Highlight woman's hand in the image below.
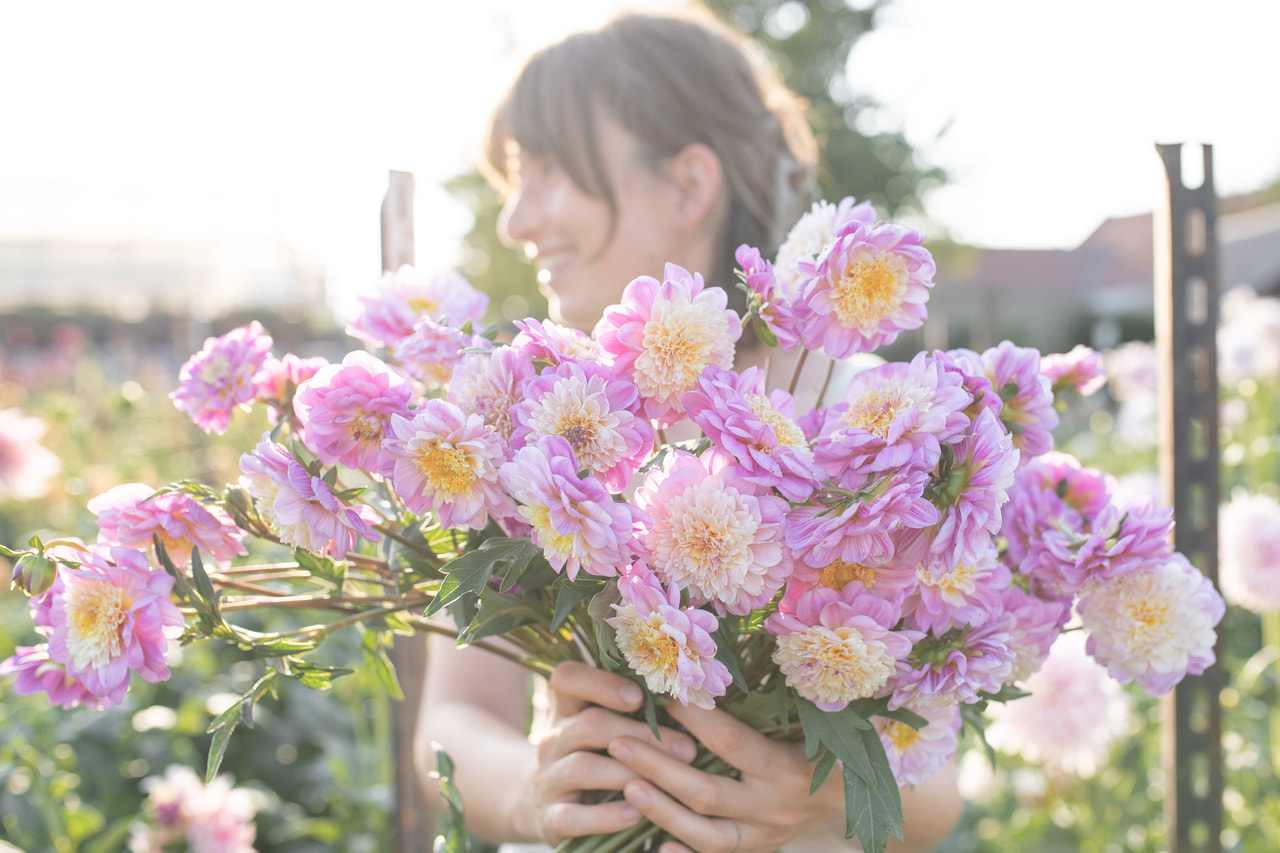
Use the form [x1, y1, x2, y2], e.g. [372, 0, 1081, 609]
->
[516, 661, 699, 845]
[605, 701, 845, 853]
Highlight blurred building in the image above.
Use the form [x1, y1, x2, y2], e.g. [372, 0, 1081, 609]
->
[0, 234, 329, 324]
[926, 193, 1280, 354]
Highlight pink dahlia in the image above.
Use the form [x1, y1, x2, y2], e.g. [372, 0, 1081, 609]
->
[785, 468, 938, 573]
[1041, 344, 1107, 397]
[89, 482, 246, 567]
[788, 556, 919, 608]
[1078, 552, 1223, 696]
[254, 353, 328, 426]
[773, 196, 876, 299]
[634, 449, 790, 615]
[511, 318, 604, 366]
[898, 408, 1019, 575]
[380, 401, 513, 530]
[999, 584, 1071, 684]
[903, 545, 1012, 635]
[1, 645, 104, 709]
[813, 352, 971, 480]
[137, 764, 258, 853]
[293, 350, 413, 473]
[889, 614, 1017, 710]
[875, 702, 962, 787]
[933, 348, 1002, 423]
[607, 560, 731, 709]
[682, 365, 823, 502]
[238, 435, 382, 558]
[978, 341, 1059, 460]
[798, 221, 934, 359]
[499, 436, 639, 580]
[347, 264, 488, 350]
[447, 346, 537, 442]
[171, 321, 274, 434]
[1024, 498, 1175, 596]
[767, 582, 918, 712]
[37, 545, 184, 703]
[1001, 452, 1113, 571]
[594, 263, 740, 427]
[392, 314, 491, 389]
[1219, 488, 1280, 612]
[0, 407, 62, 501]
[510, 360, 653, 494]
[735, 243, 803, 350]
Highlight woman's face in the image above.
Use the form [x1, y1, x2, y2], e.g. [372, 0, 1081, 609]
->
[498, 116, 697, 331]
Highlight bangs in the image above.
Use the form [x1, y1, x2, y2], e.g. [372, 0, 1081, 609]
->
[482, 36, 613, 206]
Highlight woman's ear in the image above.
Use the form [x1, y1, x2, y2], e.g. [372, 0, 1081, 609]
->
[668, 143, 725, 234]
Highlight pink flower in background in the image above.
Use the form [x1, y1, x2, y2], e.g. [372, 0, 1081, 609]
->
[607, 560, 730, 709]
[1219, 488, 1280, 612]
[238, 435, 382, 558]
[134, 764, 257, 853]
[346, 264, 488, 350]
[635, 449, 790, 615]
[890, 613, 1016, 710]
[683, 365, 822, 502]
[999, 584, 1070, 684]
[786, 468, 938, 572]
[510, 360, 653, 494]
[1103, 340, 1157, 403]
[254, 353, 328, 423]
[1041, 344, 1106, 396]
[735, 244, 803, 350]
[511, 318, 604, 365]
[499, 436, 639, 580]
[768, 582, 917, 712]
[1078, 552, 1223, 695]
[392, 314, 491, 389]
[0, 645, 105, 709]
[447, 346, 537, 442]
[89, 482, 247, 567]
[37, 546, 184, 703]
[1218, 286, 1280, 383]
[381, 401, 513, 530]
[986, 631, 1132, 777]
[876, 702, 962, 787]
[293, 350, 413, 473]
[799, 221, 934, 359]
[814, 352, 970, 479]
[978, 340, 1058, 459]
[594, 263, 740, 427]
[903, 546, 1011, 635]
[0, 407, 62, 501]
[171, 321, 274, 434]
[773, 195, 876, 299]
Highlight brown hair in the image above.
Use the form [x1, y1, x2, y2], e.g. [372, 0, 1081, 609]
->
[482, 6, 818, 297]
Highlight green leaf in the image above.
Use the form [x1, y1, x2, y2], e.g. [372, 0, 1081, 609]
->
[961, 702, 998, 768]
[551, 583, 588, 631]
[295, 548, 346, 588]
[362, 630, 404, 700]
[205, 670, 278, 782]
[841, 731, 904, 853]
[427, 537, 541, 617]
[809, 747, 838, 795]
[457, 589, 542, 646]
[753, 315, 779, 347]
[713, 624, 748, 693]
[431, 745, 470, 853]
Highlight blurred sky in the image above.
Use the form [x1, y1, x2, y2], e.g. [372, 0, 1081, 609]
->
[2, 0, 1277, 318]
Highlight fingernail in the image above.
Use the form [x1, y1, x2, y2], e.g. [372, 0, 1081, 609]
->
[619, 682, 643, 706]
[625, 782, 650, 808]
[673, 738, 696, 762]
[622, 804, 641, 821]
[609, 740, 633, 762]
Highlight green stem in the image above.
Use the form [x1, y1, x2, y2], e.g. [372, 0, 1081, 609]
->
[786, 346, 810, 396]
[813, 355, 837, 409]
[374, 523, 442, 567]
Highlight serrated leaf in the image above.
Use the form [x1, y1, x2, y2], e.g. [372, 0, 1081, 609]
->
[796, 698, 876, 787]
[295, 549, 346, 587]
[457, 590, 541, 646]
[841, 732, 904, 853]
[810, 747, 838, 795]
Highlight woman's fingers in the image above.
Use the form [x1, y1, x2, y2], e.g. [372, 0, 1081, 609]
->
[549, 660, 645, 716]
[622, 779, 744, 853]
[538, 705, 698, 763]
[662, 702, 785, 779]
[607, 736, 736, 818]
[540, 797, 643, 843]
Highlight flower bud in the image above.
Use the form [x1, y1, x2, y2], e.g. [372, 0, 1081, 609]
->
[11, 552, 57, 596]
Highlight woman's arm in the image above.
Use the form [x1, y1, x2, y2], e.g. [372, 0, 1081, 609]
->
[415, 643, 698, 845]
[607, 702, 963, 853]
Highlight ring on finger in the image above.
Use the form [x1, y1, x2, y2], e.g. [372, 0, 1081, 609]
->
[729, 821, 741, 853]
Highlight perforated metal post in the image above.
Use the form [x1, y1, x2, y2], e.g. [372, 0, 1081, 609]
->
[381, 169, 434, 853]
[1154, 143, 1224, 853]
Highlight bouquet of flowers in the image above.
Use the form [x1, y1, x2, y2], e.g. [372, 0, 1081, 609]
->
[1, 196, 1225, 853]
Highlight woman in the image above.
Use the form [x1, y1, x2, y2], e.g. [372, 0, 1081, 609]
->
[416, 9, 962, 853]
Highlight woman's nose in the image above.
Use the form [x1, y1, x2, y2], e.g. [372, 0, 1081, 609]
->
[498, 188, 541, 250]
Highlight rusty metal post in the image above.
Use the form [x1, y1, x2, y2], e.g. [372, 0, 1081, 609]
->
[380, 169, 434, 853]
[1154, 143, 1224, 853]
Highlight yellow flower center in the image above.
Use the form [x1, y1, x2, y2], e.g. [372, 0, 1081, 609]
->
[745, 394, 812, 456]
[528, 505, 577, 555]
[64, 577, 129, 671]
[885, 720, 921, 751]
[351, 415, 383, 442]
[832, 250, 908, 334]
[843, 386, 913, 438]
[416, 442, 476, 496]
[407, 296, 438, 316]
[635, 299, 732, 406]
[818, 559, 878, 590]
